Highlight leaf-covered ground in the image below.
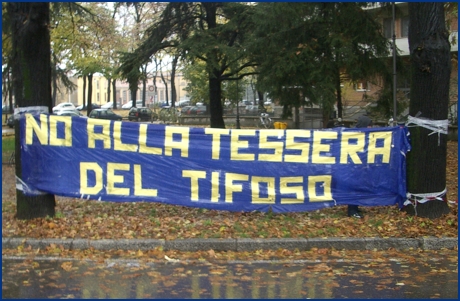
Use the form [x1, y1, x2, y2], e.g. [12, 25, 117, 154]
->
[2, 142, 458, 241]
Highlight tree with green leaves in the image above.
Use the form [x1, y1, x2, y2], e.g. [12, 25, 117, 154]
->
[182, 58, 249, 108]
[183, 60, 209, 105]
[54, 2, 110, 114]
[119, 2, 257, 128]
[3, 3, 83, 111]
[8, 2, 55, 219]
[249, 2, 390, 127]
[404, 2, 451, 218]
[113, 2, 165, 108]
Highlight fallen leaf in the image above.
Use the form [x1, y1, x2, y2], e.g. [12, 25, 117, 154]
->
[61, 262, 73, 271]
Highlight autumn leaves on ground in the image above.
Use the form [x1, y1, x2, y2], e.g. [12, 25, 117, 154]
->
[2, 142, 458, 242]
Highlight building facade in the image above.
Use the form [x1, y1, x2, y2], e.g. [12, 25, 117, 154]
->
[341, 2, 458, 122]
[56, 73, 189, 108]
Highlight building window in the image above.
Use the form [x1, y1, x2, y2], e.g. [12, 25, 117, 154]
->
[354, 82, 369, 92]
[401, 16, 409, 37]
[383, 18, 393, 39]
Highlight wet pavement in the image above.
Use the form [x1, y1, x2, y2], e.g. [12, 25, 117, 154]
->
[2, 250, 457, 299]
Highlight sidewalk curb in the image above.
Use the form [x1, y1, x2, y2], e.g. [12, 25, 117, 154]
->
[2, 237, 457, 252]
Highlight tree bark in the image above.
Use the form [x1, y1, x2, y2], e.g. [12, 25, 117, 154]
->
[209, 72, 225, 128]
[141, 64, 147, 107]
[87, 73, 93, 114]
[82, 76, 87, 109]
[112, 79, 117, 109]
[404, 2, 451, 218]
[142, 77, 147, 107]
[335, 65, 343, 119]
[204, 3, 225, 129]
[131, 89, 137, 107]
[107, 78, 111, 104]
[257, 91, 264, 107]
[160, 71, 169, 106]
[170, 56, 178, 106]
[51, 54, 58, 106]
[8, 2, 55, 219]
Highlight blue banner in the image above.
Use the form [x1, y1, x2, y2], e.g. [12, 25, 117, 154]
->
[20, 114, 411, 213]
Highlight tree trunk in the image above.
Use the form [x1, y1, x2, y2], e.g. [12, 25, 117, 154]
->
[335, 67, 343, 119]
[127, 69, 140, 108]
[404, 2, 451, 218]
[142, 78, 146, 107]
[160, 71, 169, 106]
[82, 76, 87, 109]
[209, 72, 225, 128]
[107, 78, 111, 103]
[141, 64, 148, 107]
[8, 2, 55, 219]
[257, 90, 264, 107]
[51, 54, 58, 106]
[170, 56, 178, 106]
[131, 89, 137, 107]
[87, 73, 93, 114]
[112, 79, 117, 109]
[294, 106, 300, 129]
[204, 3, 225, 129]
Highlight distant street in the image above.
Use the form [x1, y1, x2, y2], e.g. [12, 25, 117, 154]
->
[3, 250, 457, 299]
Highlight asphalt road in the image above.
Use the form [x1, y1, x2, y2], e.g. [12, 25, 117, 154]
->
[2, 250, 458, 299]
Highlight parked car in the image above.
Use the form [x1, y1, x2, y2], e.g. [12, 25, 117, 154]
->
[6, 107, 47, 128]
[6, 114, 14, 128]
[188, 105, 207, 115]
[122, 100, 143, 109]
[159, 106, 180, 122]
[244, 105, 261, 116]
[101, 102, 113, 109]
[128, 107, 157, 122]
[56, 110, 86, 118]
[180, 106, 193, 115]
[177, 100, 191, 107]
[53, 102, 76, 113]
[121, 101, 132, 109]
[76, 103, 100, 111]
[157, 101, 170, 108]
[88, 108, 122, 121]
[238, 100, 251, 107]
[2, 104, 13, 114]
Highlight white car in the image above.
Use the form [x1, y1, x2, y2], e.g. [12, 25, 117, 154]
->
[53, 102, 76, 113]
[121, 101, 133, 109]
[122, 100, 143, 109]
[101, 102, 113, 109]
[56, 110, 87, 118]
[177, 99, 191, 107]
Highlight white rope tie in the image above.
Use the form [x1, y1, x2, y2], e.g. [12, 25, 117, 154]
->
[16, 176, 47, 195]
[405, 188, 447, 204]
[406, 116, 448, 146]
[404, 188, 447, 216]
